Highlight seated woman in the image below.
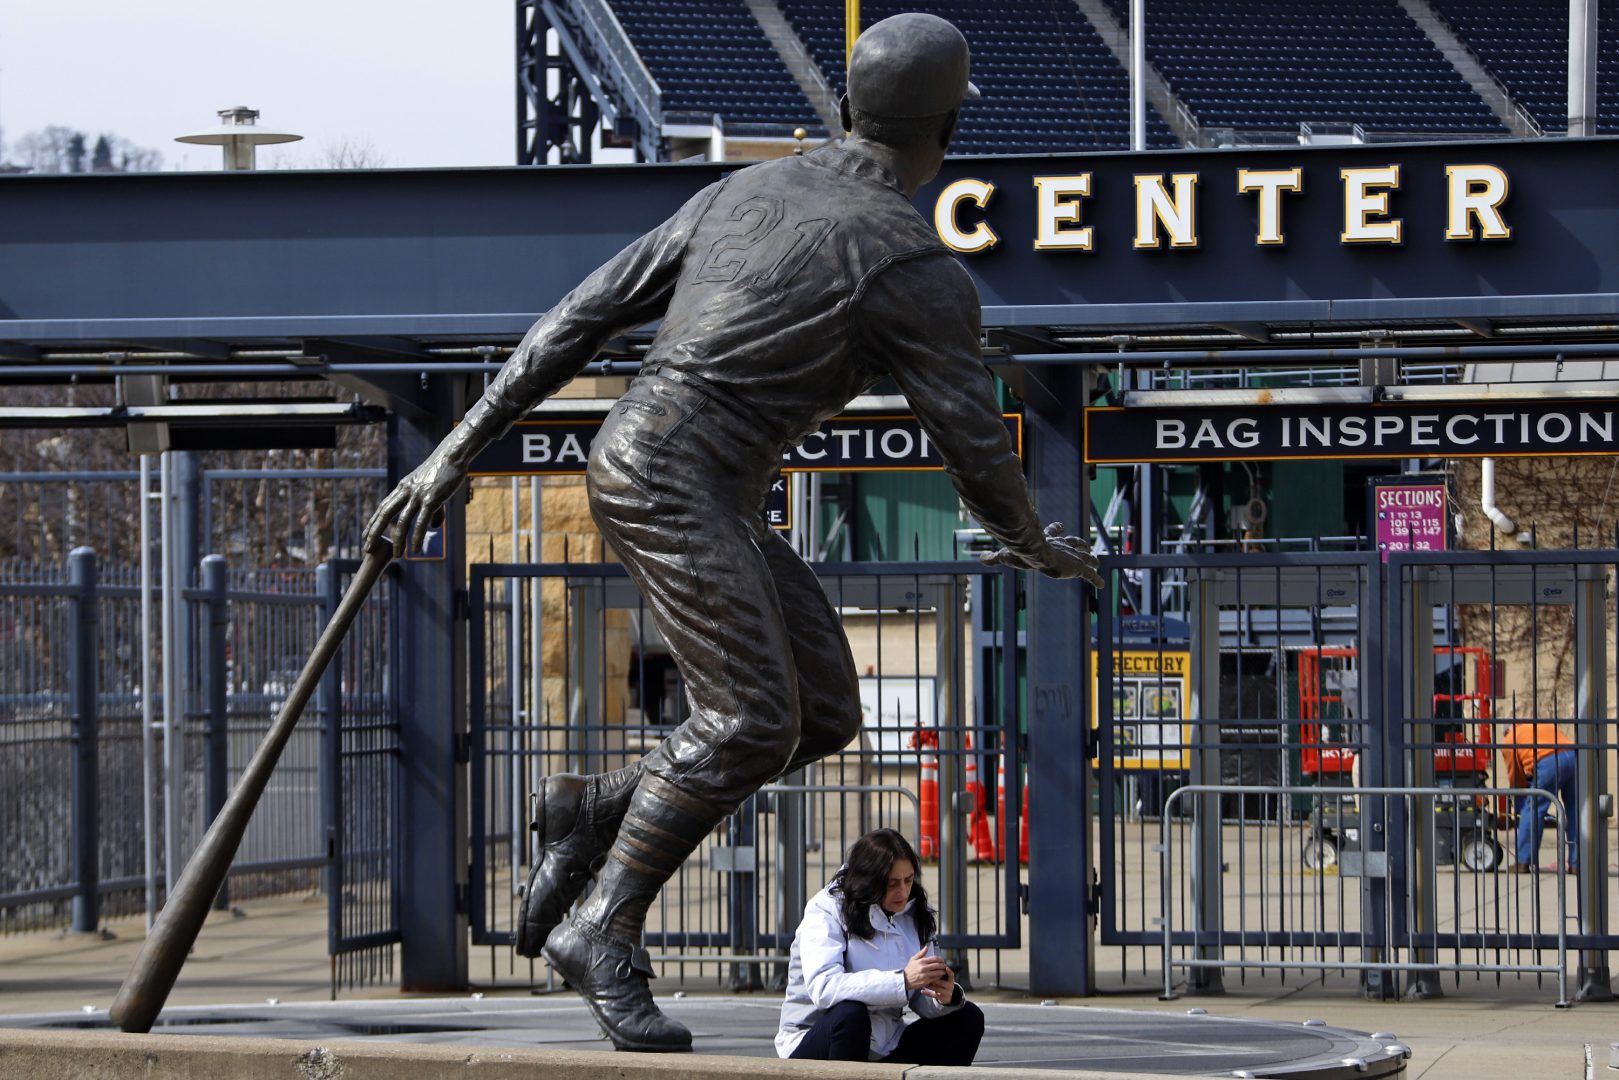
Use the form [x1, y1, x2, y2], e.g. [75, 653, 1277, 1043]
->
[775, 828, 984, 1065]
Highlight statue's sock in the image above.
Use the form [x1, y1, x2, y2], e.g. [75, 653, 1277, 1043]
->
[584, 763, 642, 845]
[573, 772, 729, 942]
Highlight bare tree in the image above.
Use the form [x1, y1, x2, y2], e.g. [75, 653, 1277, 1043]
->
[15, 126, 82, 173]
[110, 136, 162, 173]
[11, 126, 162, 174]
[319, 135, 389, 169]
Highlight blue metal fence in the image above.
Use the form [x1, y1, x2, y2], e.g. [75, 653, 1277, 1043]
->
[0, 548, 399, 993]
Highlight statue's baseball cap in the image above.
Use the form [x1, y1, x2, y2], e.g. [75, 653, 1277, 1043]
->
[846, 12, 980, 119]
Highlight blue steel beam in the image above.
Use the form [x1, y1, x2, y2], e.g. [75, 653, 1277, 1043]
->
[7, 137, 1619, 351]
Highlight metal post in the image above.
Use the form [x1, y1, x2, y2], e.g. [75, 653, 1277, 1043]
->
[160, 450, 181, 897]
[1405, 571, 1442, 999]
[774, 768, 808, 989]
[176, 451, 201, 724]
[1026, 366, 1094, 996]
[935, 576, 968, 980]
[393, 409, 470, 991]
[567, 585, 604, 772]
[69, 547, 100, 935]
[1569, 0, 1598, 137]
[1186, 572, 1223, 993]
[317, 563, 342, 967]
[509, 479, 525, 882]
[139, 456, 158, 929]
[1134, 469, 1157, 615]
[1130, 0, 1146, 152]
[529, 476, 543, 845]
[807, 474, 823, 560]
[1359, 557, 1395, 999]
[201, 555, 230, 911]
[728, 794, 763, 991]
[1574, 564, 1612, 1000]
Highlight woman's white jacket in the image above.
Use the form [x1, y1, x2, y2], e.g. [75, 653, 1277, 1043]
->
[775, 883, 966, 1059]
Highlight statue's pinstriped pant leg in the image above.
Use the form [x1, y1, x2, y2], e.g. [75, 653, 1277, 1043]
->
[540, 374, 861, 1051]
[515, 486, 860, 958]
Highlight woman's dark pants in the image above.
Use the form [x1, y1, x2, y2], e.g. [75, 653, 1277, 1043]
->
[790, 1000, 986, 1066]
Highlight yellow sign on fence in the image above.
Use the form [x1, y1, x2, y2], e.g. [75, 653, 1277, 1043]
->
[1091, 650, 1192, 770]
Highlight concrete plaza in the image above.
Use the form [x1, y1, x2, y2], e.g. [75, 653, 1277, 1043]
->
[0, 892, 1612, 1077]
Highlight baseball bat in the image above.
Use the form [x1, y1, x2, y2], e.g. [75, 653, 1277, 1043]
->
[110, 540, 393, 1033]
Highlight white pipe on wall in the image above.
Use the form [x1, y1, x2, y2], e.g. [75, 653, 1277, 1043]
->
[1480, 457, 1517, 536]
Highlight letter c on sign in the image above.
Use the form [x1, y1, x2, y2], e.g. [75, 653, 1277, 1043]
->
[935, 178, 1000, 253]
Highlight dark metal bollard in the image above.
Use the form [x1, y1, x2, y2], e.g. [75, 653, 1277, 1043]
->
[69, 547, 100, 935]
[202, 555, 230, 911]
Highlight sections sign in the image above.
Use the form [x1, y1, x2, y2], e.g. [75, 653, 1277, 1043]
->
[1370, 477, 1448, 561]
[1084, 401, 1618, 463]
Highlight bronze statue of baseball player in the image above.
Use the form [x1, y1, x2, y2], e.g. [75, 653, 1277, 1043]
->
[365, 12, 1100, 1053]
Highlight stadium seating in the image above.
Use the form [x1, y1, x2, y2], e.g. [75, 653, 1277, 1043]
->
[1110, 0, 1504, 136]
[777, 0, 1179, 152]
[608, 0, 826, 135]
[602, 0, 1619, 153]
[1431, 0, 1617, 133]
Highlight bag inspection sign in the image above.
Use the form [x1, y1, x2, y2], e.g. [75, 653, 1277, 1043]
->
[1085, 401, 1617, 463]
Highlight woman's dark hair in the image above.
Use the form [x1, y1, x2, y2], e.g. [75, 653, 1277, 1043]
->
[830, 828, 935, 945]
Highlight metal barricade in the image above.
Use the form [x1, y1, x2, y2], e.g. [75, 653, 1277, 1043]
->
[1159, 784, 1569, 1007]
[1388, 550, 1617, 1001]
[468, 560, 1023, 988]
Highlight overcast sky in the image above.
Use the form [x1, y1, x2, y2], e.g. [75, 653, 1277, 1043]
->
[3, 0, 519, 170]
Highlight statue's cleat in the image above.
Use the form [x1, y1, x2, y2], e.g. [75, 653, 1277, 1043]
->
[515, 774, 620, 957]
[543, 920, 692, 1053]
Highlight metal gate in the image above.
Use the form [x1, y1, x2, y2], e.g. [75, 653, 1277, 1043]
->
[1096, 547, 1618, 1003]
[1096, 552, 1381, 987]
[468, 560, 1023, 987]
[319, 559, 402, 993]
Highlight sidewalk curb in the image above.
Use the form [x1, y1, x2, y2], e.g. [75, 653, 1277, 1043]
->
[0, 1028, 1185, 1079]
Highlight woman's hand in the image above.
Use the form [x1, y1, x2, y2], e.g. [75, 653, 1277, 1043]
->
[902, 947, 949, 992]
[921, 961, 956, 1002]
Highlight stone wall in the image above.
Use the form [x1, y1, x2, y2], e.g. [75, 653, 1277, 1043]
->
[463, 374, 638, 760]
[1449, 457, 1617, 745]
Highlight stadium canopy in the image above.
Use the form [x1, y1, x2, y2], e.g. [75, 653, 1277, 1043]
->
[5, 135, 1619, 424]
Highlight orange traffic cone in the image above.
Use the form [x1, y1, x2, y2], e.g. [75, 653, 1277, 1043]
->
[908, 726, 940, 860]
[964, 745, 998, 862]
[918, 755, 939, 859]
[1018, 773, 1030, 865]
[996, 761, 1008, 860]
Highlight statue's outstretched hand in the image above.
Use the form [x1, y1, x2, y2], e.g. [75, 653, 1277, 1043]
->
[979, 522, 1104, 588]
[364, 450, 465, 556]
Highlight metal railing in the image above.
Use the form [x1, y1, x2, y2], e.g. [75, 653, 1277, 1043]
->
[1160, 784, 1569, 1006]
[550, 0, 663, 160]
